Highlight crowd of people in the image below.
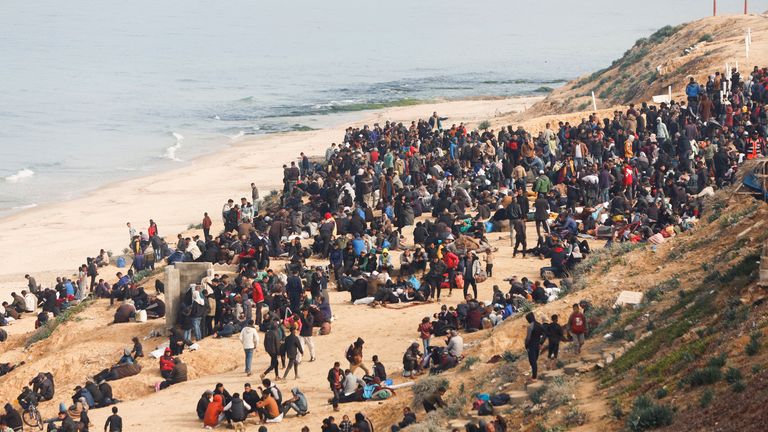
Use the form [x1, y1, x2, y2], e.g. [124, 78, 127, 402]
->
[2, 64, 766, 431]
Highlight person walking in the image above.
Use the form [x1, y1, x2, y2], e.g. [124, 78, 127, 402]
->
[524, 312, 546, 382]
[239, 320, 260, 376]
[282, 328, 303, 380]
[261, 320, 281, 380]
[345, 337, 370, 376]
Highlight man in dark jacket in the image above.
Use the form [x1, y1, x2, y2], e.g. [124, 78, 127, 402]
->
[533, 193, 550, 240]
[224, 392, 250, 424]
[524, 312, 546, 381]
[327, 362, 343, 411]
[2, 403, 22, 431]
[508, 193, 526, 257]
[196, 391, 212, 420]
[31, 372, 54, 401]
[425, 256, 447, 301]
[286, 272, 303, 313]
[261, 321, 281, 379]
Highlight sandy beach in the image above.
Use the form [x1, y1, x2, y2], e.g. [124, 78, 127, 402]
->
[0, 96, 541, 301]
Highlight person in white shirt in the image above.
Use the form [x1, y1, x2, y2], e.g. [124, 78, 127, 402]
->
[239, 320, 260, 376]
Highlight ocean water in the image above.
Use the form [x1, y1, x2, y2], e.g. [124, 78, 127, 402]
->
[0, 0, 762, 214]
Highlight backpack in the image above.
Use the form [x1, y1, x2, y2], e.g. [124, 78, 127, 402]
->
[490, 393, 511, 406]
[477, 400, 495, 416]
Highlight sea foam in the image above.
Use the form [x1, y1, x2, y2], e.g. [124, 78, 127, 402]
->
[5, 168, 34, 182]
[164, 132, 184, 161]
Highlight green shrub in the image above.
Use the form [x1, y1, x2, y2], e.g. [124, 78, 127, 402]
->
[564, 407, 587, 427]
[699, 389, 714, 408]
[746, 332, 762, 356]
[655, 388, 668, 399]
[502, 350, 521, 363]
[626, 396, 674, 432]
[610, 398, 625, 419]
[687, 366, 722, 387]
[706, 353, 727, 369]
[731, 381, 746, 393]
[26, 299, 93, 347]
[752, 364, 763, 375]
[725, 367, 743, 384]
[530, 387, 547, 404]
[411, 376, 449, 410]
[462, 356, 479, 371]
[477, 120, 491, 130]
[698, 33, 714, 43]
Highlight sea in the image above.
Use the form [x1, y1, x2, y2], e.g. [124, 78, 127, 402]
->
[0, 0, 761, 215]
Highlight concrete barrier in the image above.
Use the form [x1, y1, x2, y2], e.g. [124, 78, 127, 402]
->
[164, 262, 213, 329]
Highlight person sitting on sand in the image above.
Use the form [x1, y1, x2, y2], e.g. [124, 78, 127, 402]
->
[112, 300, 135, 324]
[154, 357, 187, 391]
[197, 391, 212, 420]
[203, 394, 224, 429]
[158, 347, 175, 379]
[281, 387, 309, 417]
[255, 391, 282, 424]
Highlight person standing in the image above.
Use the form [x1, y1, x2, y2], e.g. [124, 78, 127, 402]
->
[299, 309, 316, 362]
[327, 362, 343, 412]
[126, 222, 136, 243]
[202, 212, 212, 240]
[462, 252, 480, 300]
[567, 303, 587, 354]
[524, 312, 546, 382]
[286, 271, 303, 313]
[239, 320, 260, 376]
[417, 317, 432, 353]
[104, 406, 122, 432]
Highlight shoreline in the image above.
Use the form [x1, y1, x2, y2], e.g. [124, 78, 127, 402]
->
[0, 95, 542, 297]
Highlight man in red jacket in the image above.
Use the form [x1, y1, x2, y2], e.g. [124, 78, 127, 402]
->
[567, 304, 587, 354]
[251, 279, 265, 326]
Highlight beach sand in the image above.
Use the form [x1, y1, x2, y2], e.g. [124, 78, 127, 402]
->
[0, 96, 541, 301]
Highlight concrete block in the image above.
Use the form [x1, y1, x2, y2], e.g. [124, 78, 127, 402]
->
[525, 380, 546, 395]
[507, 390, 529, 404]
[564, 362, 584, 375]
[540, 369, 565, 382]
[164, 262, 213, 329]
[615, 290, 644, 307]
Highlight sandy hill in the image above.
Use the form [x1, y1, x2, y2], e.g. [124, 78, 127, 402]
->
[526, 13, 768, 117]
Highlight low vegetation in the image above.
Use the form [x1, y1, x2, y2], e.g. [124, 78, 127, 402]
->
[26, 299, 93, 347]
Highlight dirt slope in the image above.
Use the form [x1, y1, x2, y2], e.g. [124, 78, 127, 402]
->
[526, 13, 768, 117]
